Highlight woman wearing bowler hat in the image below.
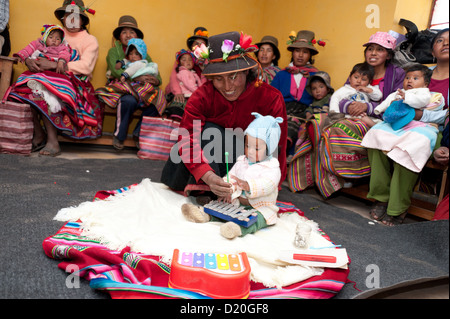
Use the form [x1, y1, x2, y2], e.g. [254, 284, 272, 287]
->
[105, 15, 163, 151]
[255, 35, 281, 84]
[9, 0, 102, 157]
[161, 31, 288, 202]
[271, 30, 322, 150]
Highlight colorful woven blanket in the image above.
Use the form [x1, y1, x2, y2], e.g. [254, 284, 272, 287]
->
[10, 71, 102, 139]
[95, 80, 167, 116]
[42, 182, 350, 299]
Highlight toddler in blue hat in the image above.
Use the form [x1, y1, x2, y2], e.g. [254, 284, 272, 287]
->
[374, 64, 438, 130]
[116, 38, 158, 82]
[182, 112, 284, 239]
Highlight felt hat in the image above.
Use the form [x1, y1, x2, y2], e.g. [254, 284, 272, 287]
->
[306, 71, 334, 95]
[202, 31, 259, 76]
[363, 31, 397, 50]
[125, 38, 147, 60]
[41, 24, 65, 45]
[113, 15, 144, 40]
[255, 35, 281, 63]
[54, 0, 91, 25]
[176, 49, 197, 64]
[383, 99, 416, 130]
[187, 27, 209, 50]
[287, 30, 319, 55]
[244, 112, 284, 156]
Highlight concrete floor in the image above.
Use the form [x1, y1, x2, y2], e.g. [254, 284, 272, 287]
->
[36, 142, 449, 299]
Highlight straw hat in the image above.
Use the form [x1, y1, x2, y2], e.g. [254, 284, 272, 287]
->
[113, 15, 144, 40]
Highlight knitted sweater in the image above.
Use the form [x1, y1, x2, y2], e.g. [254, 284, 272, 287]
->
[178, 80, 288, 186]
[176, 66, 206, 97]
[226, 155, 281, 225]
[64, 29, 98, 77]
[14, 38, 71, 63]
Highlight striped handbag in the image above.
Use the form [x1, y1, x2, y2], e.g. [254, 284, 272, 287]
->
[0, 87, 33, 155]
[137, 116, 179, 161]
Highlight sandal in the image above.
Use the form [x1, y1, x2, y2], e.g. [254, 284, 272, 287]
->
[369, 201, 388, 221]
[31, 140, 47, 153]
[381, 212, 407, 226]
[112, 136, 124, 151]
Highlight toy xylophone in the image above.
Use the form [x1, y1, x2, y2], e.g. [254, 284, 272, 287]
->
[168, 249, 251, 299]
[203, 200, 258, 228]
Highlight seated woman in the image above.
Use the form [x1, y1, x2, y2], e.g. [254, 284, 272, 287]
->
[271, 30, 322, 151]
[161, 31, 287, 202]
[104, 15, 165, 151]
[255, 35, 281, 84]
[288, 31, 406, 198]
[365, 28, 449, 226]
[165, 27, 209, 111]
[8, 0, 102, 157]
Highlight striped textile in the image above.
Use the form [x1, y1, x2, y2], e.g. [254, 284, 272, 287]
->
[9, 71, 103, 140]
[42, 187, 350, 299]
[0, 99, 33, 155]
[137, 116, 179, 161]
[95, 80, 167, 116]
[288, 115, 371, 198]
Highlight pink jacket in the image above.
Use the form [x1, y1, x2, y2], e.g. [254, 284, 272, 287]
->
[14, 38, 71, 63]
[176, 66, 206, 97]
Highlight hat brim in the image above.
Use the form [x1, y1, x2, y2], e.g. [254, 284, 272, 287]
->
[287, 43, 319, 55]
[187, 36, 209, 49]
[203, 57, 258, 76]
[362, 41, 393, 50]
[54, 7, 89, 25]
[113, 26, 144, 40]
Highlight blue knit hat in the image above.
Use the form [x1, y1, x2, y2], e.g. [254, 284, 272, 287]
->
[383, 100, 416, 131]
[244, 112, 284, 156]
[126, 38, 147, 60]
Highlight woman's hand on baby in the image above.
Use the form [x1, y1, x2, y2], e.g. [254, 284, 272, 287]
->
[201, 171, 233, 198]
[25, 58, 42, 72]
[134, 75, 160, 86]
[173, 94, 186, 103]
[348, 101, 368, 117]
[56, 60, 68, 74]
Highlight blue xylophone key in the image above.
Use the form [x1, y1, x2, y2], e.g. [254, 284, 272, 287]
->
[193, 253, 204, 268]
[204, 253, 217, 269]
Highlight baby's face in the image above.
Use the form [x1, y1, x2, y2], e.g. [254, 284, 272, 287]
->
[46, 30, 63, 47]
[179, 54, 194, 70]
[127, 48, 142, 63]
[349, 72, 370, 89]
[310, 80, 329, 100]
[403, 71, 427, 90]
[245, 135, 267, 163]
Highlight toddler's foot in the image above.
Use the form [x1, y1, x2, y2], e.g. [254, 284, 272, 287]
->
[181, 203, 210, 223]
[220, 222, 242, 239]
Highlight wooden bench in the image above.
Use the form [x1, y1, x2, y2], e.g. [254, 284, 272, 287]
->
[340, 160, 448, 221]
[0, 55, 19, 100]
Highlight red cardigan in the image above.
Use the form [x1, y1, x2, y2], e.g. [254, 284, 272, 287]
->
[178, 80, 288, 186]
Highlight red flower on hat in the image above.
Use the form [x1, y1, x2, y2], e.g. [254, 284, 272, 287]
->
[239, 32, 258, 53]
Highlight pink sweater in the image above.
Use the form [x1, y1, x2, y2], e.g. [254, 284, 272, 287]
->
[14, 39, 71, 63]
[176, 66, 206, 97]
[64, 29, 99, 77]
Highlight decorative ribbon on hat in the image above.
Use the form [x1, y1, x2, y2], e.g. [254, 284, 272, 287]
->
[287, 30, 326, 47]
[206, 32, 264, 87]
[285, 64, 319, 77]
[69, 0, 96, 15]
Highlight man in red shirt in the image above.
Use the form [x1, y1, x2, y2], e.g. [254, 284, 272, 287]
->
[161, 31, 287, 199]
